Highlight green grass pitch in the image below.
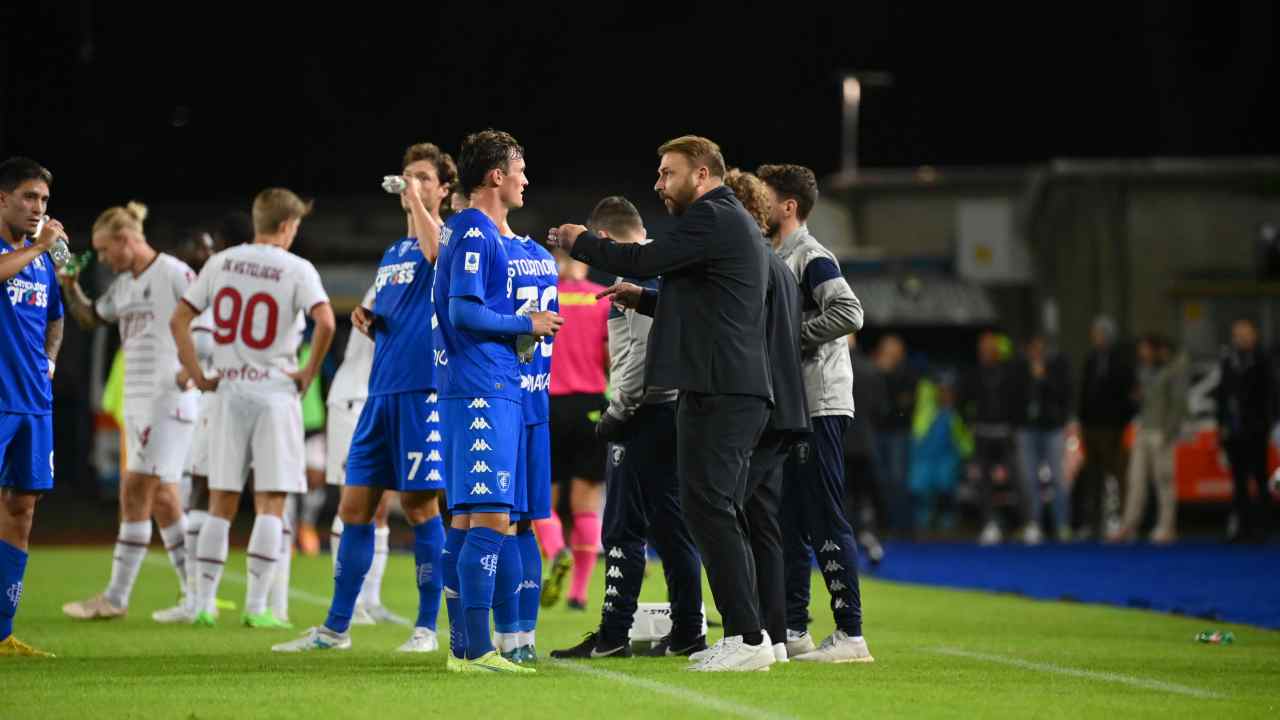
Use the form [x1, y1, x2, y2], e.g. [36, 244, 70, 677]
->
[5, 547, 1278, 719]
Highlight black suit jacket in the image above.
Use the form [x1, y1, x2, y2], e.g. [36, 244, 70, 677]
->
[569, 185, 772, 401]
[763, 249, 809, 434]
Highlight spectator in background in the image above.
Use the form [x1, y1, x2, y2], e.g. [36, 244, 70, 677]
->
[960, 331, 1026, 545]
[1013, 334, 1073, 544]
[538, 251, 611, 610]
[1111, 335, 1188, 545]
[1076, 315, 1136, 540]
[846, 335, 887, 564]
[873, 335, 916, 536]
[1216, 318, 1277, 543]
[909, 372, 969, 532]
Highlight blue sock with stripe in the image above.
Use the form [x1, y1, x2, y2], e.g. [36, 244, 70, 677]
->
[516, 529, 542, 634]
[324, 522, 374, 634]
[442, 527, 468, 659]
[492, 533, 523, 634]
[0, 540, 28, 641]
[459, 526, 504, 659]
[413, 516, 445, 631]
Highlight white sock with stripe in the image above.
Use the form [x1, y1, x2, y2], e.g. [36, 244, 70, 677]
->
[104, 521, 152, 608]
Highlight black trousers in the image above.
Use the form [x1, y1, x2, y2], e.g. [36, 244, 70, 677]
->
[745, 428, 792, 646]
[844, 449, 885, 535]
[1225, 430, 1273, 536]
[599, 402, 704, 645]
[974, 434, 1018, 526]
[1076, 426, 1128, 533]
[782, 415, 864, 637]
[677, 392, 769, 638]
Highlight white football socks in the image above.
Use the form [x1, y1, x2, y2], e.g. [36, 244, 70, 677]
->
[244, 514, 283, 616]
[159, 516, 188, 597]
[269, 515, 294, 620]
[104, 521, 152, 608]
[363, 526, 390, 608]
[196, 516, 230, 615]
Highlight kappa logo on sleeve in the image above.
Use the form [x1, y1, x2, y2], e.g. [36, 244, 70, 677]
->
[463, 228, 484, 239]
[464, 252, 480, 273]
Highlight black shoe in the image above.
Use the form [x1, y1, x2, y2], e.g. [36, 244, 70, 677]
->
[566, 598, 587, 612]
[644, 634, 708, 657]
[549, 631, 632, 659]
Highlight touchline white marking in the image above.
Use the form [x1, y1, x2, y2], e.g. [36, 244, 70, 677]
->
[931, 646, 1226, 700]
[551, 659, 799, 720]
[144, 557, 331, 607]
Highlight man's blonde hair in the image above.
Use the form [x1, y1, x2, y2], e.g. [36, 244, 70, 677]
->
[93, 201, 149, 237]
[252, 188, 313, 234]
[658, 135, 726, 178]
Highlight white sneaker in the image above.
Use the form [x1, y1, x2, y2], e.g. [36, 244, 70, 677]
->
[63, 593, 126, 620]
[396, 627, 439, 653]
[688, 638, 725, 663]
[152, 603, 196, 624]
[689, 636, 774, 672]
[772, 643, 789, 663]
[792, 630, 874, 664]
[365, 604, 411, 626]
[1022, 523, 1044, 546]
[271, 626, 352, 653]
[350, 605, 376, 626]
[978, 522, 1003, 546]
[785, 629, 815, 657]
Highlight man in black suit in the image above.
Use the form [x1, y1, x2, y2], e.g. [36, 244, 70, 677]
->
[1217, 318, 1277, 542]
[549, 135, 775, 672]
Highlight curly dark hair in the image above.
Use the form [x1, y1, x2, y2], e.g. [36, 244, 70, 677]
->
[402, 142, 459, 193]
[456, 129, 523, 196]
[724, 168, 772, 234]
[757, 163, 818, 220]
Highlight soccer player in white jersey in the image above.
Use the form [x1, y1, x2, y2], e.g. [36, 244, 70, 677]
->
[180, 213, 252, 621]
[58, 202, 201, 622]
[170, 188, 335, 629]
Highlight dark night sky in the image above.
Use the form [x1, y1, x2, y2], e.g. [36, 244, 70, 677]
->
[3, 2, 1278, 210]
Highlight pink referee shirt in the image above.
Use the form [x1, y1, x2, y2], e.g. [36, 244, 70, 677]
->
[550, 278, 610, 396]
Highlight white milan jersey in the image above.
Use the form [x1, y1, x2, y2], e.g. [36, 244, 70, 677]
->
[95, 253, 196, 411]
[182, 243, 328, 396]
[326, 285, 375, 405]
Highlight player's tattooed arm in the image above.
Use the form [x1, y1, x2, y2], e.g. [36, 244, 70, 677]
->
[45, 317, 63, 378]
[57, 275, 105, 330]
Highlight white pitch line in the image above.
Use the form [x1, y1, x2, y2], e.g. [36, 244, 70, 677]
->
[551, 659, 800, 720]
[931, 646, 1226, 700]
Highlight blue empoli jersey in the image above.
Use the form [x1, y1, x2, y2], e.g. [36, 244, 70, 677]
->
[0, 243, 63, 414]
[368, 237, 435, 395]
[433, 208, 521, 403]
[506, 235, 559, 425]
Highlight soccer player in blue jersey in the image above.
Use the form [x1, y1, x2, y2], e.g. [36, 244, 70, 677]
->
[0, 157, 66, 657]
[274, 143, 457, 653]
[493, 223, 559, 664]
[434, 129, 562, 673]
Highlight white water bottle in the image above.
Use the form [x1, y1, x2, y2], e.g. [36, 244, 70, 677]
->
[382, 175, 407, 194]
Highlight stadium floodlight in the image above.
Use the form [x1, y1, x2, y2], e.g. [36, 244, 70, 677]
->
[839, 70, 894, 178]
